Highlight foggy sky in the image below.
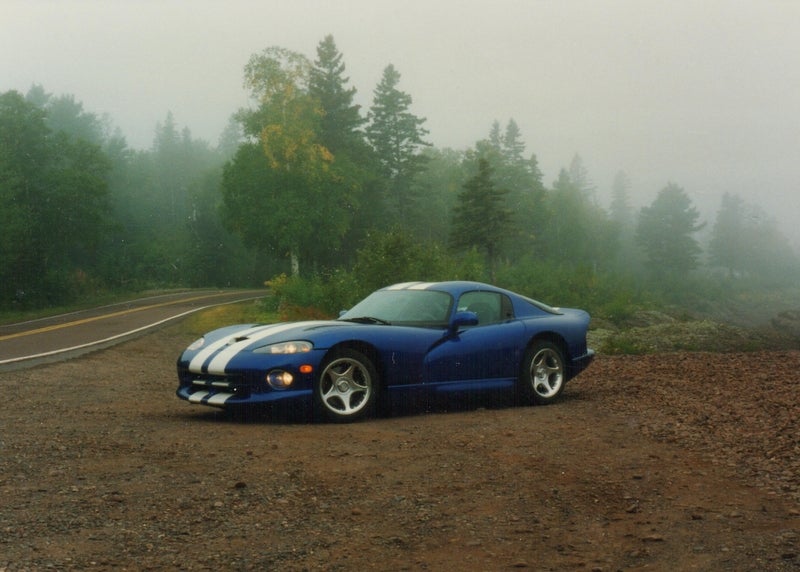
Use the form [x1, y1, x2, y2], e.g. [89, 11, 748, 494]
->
[2, 0, 799, 246]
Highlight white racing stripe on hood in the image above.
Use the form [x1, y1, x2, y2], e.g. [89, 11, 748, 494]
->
[205, 320, 328, 375]
[188, 324, 268, 372]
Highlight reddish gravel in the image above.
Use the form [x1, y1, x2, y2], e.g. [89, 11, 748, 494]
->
[0, 325, 798, 571]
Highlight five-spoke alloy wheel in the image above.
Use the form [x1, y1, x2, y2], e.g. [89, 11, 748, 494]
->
[519, 340, 566, 405]
[316, 349, 378, 422]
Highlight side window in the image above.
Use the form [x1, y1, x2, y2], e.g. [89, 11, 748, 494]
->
[458, 291, 514, 325]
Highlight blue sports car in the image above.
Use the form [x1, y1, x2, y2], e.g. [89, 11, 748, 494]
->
[176, 281, 594, 422]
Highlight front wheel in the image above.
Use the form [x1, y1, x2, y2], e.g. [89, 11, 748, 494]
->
[518, 341, 566, 405]
[315, 349, 378, 422]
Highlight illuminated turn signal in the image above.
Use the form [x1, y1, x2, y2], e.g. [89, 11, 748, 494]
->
[299, 365, 313, 374]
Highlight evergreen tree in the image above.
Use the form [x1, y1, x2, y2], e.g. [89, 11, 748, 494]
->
[538, 168, 619, 271]
[308, 35, 374, 264]
[709, 192, 799, 283]
[542, 170, 589, 262]
[608, 170, 639, 270]
[609, 170, 634, 229]
[309, 34, 366, 156]
[636, 183, 704, 283]
[216, 115, 243, 161]
[501, 119, 526, 164]
[413, 147, 468, 244]
[469, 120, 546, 259]
[450, 158, 511, 281]
[567, 154, 595, 201]
[708, 192, 747, 277]
[366, 64, 430, 225]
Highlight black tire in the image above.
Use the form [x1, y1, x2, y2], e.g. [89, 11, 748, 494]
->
[315, 349, 378, 422]
[518, 340, 566, 405]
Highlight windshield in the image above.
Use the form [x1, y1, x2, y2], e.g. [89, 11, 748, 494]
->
[340, 290, 453, 326]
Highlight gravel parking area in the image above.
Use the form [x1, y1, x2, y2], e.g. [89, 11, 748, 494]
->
[1, 326, 798, 571]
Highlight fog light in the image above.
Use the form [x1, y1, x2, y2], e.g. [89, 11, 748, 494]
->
[266, 370, 294, 389]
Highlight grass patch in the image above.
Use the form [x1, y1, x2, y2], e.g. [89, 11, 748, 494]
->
[178, 299, 278, 336]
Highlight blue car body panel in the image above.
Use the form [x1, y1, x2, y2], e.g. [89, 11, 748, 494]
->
[176, 281, 594, 409]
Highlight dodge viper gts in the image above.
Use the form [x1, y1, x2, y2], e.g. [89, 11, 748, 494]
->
[176, 281, 594, 422]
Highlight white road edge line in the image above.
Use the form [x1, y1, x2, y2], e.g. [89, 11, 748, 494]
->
[0, 296, 264, 366]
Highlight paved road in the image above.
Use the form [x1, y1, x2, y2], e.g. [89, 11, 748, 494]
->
[0, 289, 268, 371]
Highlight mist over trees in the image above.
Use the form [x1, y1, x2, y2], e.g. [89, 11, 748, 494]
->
[1, 34, 798, 314]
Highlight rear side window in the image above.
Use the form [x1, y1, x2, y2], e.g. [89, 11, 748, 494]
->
[457, 291, 514, 325]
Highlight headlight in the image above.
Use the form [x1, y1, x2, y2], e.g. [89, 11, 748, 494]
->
[254, 340, 313, 354]
[187, 337, 205, 351]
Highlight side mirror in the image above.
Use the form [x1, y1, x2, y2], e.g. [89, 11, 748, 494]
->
[449, 311, 478, 333]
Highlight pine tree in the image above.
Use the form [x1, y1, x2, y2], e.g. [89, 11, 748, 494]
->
[636, 183, 704, 282]
[469, 120, 546, 260]
[366, 64, 430, 225]
[567, 154, 595, 199]
[309, 35, 366, 156]
[609, 171, 633, 228]
[709, 192, 747, 277]
[450, 159, 511, 281]
[709, 193, 799, 282]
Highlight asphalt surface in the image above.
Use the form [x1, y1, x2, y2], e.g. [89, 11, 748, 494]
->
[0, 289, 268, 371]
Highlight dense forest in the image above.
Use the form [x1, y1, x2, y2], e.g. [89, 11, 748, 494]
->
[1, 35, 798, 319]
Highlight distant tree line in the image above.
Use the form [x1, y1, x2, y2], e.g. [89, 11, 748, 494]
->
[1, 35, 798, 314]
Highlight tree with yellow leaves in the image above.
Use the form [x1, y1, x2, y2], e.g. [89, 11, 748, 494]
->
[224, 47, 359, 276]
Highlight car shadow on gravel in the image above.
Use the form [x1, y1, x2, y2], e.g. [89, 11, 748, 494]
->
[171, 389, 586, 425]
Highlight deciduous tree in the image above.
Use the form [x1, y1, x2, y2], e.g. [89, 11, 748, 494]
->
[0, 90, 111, 305]
[224, 47, 357, 276]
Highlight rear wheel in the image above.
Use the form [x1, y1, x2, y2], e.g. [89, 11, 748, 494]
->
[315, 349, 378, 422]
[519, 340, 566, 405]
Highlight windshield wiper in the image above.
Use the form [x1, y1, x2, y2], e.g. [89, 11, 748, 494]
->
[341, 316, 391, 325]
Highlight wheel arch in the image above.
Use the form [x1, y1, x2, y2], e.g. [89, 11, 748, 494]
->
[525, 331, 588, 382]
[323, 340, 384, 381]
[522, 332, 569, 373]
[525, 331, 568, 356]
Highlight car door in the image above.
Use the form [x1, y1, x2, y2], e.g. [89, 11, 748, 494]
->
[423, 291, 524, 391]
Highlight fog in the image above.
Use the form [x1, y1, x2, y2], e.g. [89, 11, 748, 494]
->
[2, 0, 799, 246]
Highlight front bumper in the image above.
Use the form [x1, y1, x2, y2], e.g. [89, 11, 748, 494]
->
[567, 348, 595, 380]
[176, 383, 312, 407]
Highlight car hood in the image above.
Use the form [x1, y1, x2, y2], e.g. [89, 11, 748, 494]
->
[183, 320, 351, 374]
[197, 319, 348, 351]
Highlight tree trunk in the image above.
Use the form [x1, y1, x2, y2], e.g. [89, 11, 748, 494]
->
[290, 249, 300, 277]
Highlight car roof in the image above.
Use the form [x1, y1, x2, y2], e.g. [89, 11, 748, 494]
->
[382, 281, 505, 297]
[381, 281, 562, 315]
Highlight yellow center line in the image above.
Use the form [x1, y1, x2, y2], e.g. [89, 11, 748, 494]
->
[0, 293, 223, 342]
